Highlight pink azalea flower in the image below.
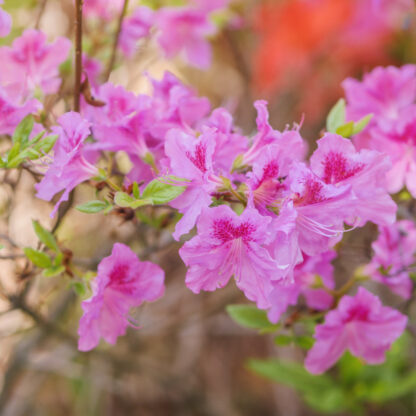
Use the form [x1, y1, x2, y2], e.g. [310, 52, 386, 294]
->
[120, 6, 154, 57]
[0, 88, 41, 135]
[78, 243, 165, 351]
[0, 30, 71, 101]
[164, 128, 222, 240]
[310, 133, 396, 226]
[35, 112, 98, 217]
[0, 0, 11, 37]
[305, 287, 407, 374]
[192, 0, 231, 12]
[156, 7, 216, 69]
[286, 163, 353, 256]
[83, 0, 124, 21]
[242, 100, 306, 165]
[268, 250, 336, 323]
[82, 53, 102, 90]
[364, 220, 416, 299]
[343, 65, 416, 196]
[179, 205, 283, 308]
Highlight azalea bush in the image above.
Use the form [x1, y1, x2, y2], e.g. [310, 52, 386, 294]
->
[1, 0, 416, 415]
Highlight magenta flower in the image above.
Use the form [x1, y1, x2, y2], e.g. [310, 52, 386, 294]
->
[179, 205, 283, 308]
[242, 100, 306, 166]
[35, 112, 98, 217]
[268, 250, 336, 323]
[120, 6, 154, 57]
[83, 0, 124, 21]
[305, 287, 407, 374]
[0, 30, 71, 101]
[365, 220, 416, 299]
[343, 65, 416, 196]
[0, 88, 41, 135]
[286, 163, 353, 256]
[164, 128, 221, 240]
[156, 7, 216, 69]
[310, 133, 396, 226]
[78, 243, 165, 351]
[0, 0, 11, 37]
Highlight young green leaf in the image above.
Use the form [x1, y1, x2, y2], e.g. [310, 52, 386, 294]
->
[76, 200, 108, 214]
[326, 98, 346, 133]
[226, 304, 278, 331]
[24, 247, 52, 268]
[142, 178, 186, 205]
[336, 121, 354, 138]
[12, 114, 34, 146]
[32, 220, 59, 252]
[352, 114, 373, 135]
[43, 265, 66, 278]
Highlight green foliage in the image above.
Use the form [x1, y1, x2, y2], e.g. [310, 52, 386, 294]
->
[248, 335, 416, 415]
[1, 116, 58, 168]
[141, 177, 187, 204]
[24, 247, 52, 268]
[326, 99, 372, 138]
[76, 200, 112, 214]
[226, 304, 279, 332]
[114, 192, 152, 209]
[32, 220, 59, 252]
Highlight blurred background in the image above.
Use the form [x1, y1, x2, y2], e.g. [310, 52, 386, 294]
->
[1, 0, 416, 415]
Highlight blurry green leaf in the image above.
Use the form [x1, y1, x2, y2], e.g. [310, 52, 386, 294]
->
[114, 192, 151, 209]
[274, 334, 293, 346]
[336, 121, 354, 138]
[54, 251, 64, 267]
[353, 114, 373, 135]
[76, 200, 108, 214]
[24, 247, 52, 268]
[226, 304, 278, 331]
[12, 115, 34, 146]
[43, 265, 65, 278]
[33, 134, 58, 154]
[326, 99, 346, 133]
[32, 220, 59, 252]
[142, 178, 186, 205]
[71, 281, 87, 297]
[294, 335, 314, 350]
[132, 181, 140, 199]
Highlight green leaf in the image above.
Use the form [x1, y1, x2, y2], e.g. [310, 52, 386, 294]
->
[71, 281, 87, 297]
[132, 182, 140, 199]
[76, 200, 108, 214]
[336, 121, 354, 138]
[12, 115, 34, 146]
[114, 192, 152, 209]
[352, 114, 373, 135]
[32, 220, 59, 252]
[294, 335, 314, 350]
[43, 265, 65, 278]
[274, 334, 293, 346]
[142, 178, 186, 205]
[226, 304, 278, 331]
[326, 98, 346, 133]
[24, 247, 52, 268]
[33, 134, 58, 154]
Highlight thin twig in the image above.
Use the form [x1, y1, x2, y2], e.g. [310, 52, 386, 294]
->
[35, 0, 48, 29]
[74, 0, 83, 112]
[104, 0, 129, 81]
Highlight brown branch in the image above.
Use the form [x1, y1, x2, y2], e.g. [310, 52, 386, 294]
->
[74, 0, 84, 112]
[104, 0, 129, 81]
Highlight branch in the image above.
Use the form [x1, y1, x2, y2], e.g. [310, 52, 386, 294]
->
[74, 0, 83, 112]
[104, 0, 129, 81]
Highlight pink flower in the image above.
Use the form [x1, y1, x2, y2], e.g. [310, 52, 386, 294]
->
[83, 0, 124, 21]
[78, 243, 165, 351]
[35, 112, 98, 217]
[192, 0, 231, 12]
[0, 0, 11, 37]
[179, 205, 284, 308]
[365, 220, 416, 298]
[0, 88, 41, 135]
[120, 6, 154, 57]
[305, 287, 407, 374]
[0, 30, 71, 101]
[267, 250, 336, 323]
[286, 163, 353, 256]
[82, 54, 102, 90]
[310, 133, 396, 226]
[156, 7, 216, 69]
[343, 66, 416, 196]
[164, 128, 221, 240]
[242, 100, 306, 165]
